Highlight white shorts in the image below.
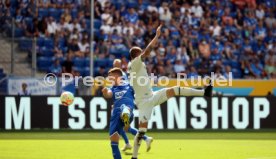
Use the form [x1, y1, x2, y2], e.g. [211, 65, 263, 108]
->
[135, 88, 168, 123]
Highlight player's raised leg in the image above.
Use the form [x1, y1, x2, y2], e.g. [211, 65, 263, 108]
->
[166, 84, 213, 99]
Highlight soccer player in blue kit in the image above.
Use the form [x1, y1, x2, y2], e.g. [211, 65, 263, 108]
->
[102, 67, 135, 159]
[113, 59, 153, 152]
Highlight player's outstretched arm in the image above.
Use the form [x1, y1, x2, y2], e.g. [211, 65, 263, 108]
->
[102, 87, 113, 98]
[141, 25, 162, 59]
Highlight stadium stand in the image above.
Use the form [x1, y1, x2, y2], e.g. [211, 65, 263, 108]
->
[0, 0, 275, 79]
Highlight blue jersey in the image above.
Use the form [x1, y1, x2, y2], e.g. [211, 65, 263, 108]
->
[109, 83, 135, 136]
[110, 83, 135, 110]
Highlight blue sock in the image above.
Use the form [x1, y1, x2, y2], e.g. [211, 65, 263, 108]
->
[121, 130, 129, 144]
[111, 141, 121, 159]
[128, 127, 148, 141]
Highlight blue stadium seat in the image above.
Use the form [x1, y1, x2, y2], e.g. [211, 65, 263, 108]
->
[232, 68, 242, 78]
[110, 48, 129, 58]
[86, 19, 91, 29]
[193, 58, 201, 67]
[41, 47, 54, 57]
[94, 19, 101, 29]
[84, 57, 90, 67]
[127, 1, 138, 8]
[52, 56, 65, 63]
[36, 37, 44, 47]
[94, 29, 101, 37]
[93, 67, 100, 76]
[58, 37, 66, 48]
[19, 38, 32, 51]
[60, 47, 68, 54]
[114, 2, 123, 9]
[38, 8, 48, 18]
[95, 59, 107, 67]
[10, 0, 18, 8]
[160, 39, 167, 46]
[84, 67, 91, 76]
[230, 60, 241, 69]
[13, 28, 24, 38]
[71, 9, 78, 19]
[9, 8, 16, 16]
[73, 57, 85, 67]
[110, 49, 122, 58]
[73, 67, 85, 76]
[121, 49, 129, 57]
[172, 40, 180, 47]
[222, 60, 231, 66]
[107, 59, 114, 68]
[49, 8, 61, 21]
[37, 57, 52, 71]
[24, 17, 33, 28]
[43, 38, 54, 49]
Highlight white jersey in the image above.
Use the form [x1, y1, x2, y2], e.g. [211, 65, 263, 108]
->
[128, 55, 152, 100]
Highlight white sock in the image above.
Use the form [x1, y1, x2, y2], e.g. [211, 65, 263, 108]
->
[132, 129, 146, 158]
[122, 105, 130, 115]
[173, 86, 204, 96]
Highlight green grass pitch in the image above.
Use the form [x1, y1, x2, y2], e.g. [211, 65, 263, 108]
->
[1, 131, 276, 159]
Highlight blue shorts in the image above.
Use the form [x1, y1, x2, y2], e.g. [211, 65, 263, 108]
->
[109, 105, 133, 136]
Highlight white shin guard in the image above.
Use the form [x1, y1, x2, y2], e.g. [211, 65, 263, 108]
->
[172, 86, 204, 96]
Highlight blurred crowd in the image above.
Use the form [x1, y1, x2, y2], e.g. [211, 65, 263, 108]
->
[0, 0, 275, 79]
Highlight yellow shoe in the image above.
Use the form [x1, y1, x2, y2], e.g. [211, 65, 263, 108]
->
[121, 113, 130, 129]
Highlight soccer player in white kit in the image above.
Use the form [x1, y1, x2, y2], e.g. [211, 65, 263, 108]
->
[128, 25, 213, 159]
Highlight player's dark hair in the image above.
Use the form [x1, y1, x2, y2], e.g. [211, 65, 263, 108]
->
[108, 68, 123, 76]
[129, 47, 143, 60]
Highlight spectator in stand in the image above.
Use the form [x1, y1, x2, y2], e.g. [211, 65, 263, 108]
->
[254, 20, 266, 39]
[62, 9, 72, 23]
[124, 7, 138, 24]
[159, 3, 172, 23]
[101, 7, 113, 25]
[47, 17, 58, 36]
[62, 54, 73, 74]
[18, 83, 31, 96]
[209, 20, 221, 37]
[49, 59, 62, 76]
[95, 67, 106, 77]
[174, 59, 185, 73]
[15, 8, 23, 27]
[191, 0, 203, 18]
[100, 20, 112, 34]
[224, 65, 232, 79]
[68, 37, 80, 54]
[164, 60, 174, 77]
[111, 29, 126, 50]
[25, 18, 39, 37]
[187, 66, 199, 78]
[26, 0, 35, 17]
[123, 21, 134, 36]
[264, 50, 276, 77]
[38, 0, 50, 8]
[4, 0, 275, 80]
[199, 40, 211, 59]
[37, 17, 48, 34]
[256, 4, 265, 20]
[78, 38, 89, 57]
